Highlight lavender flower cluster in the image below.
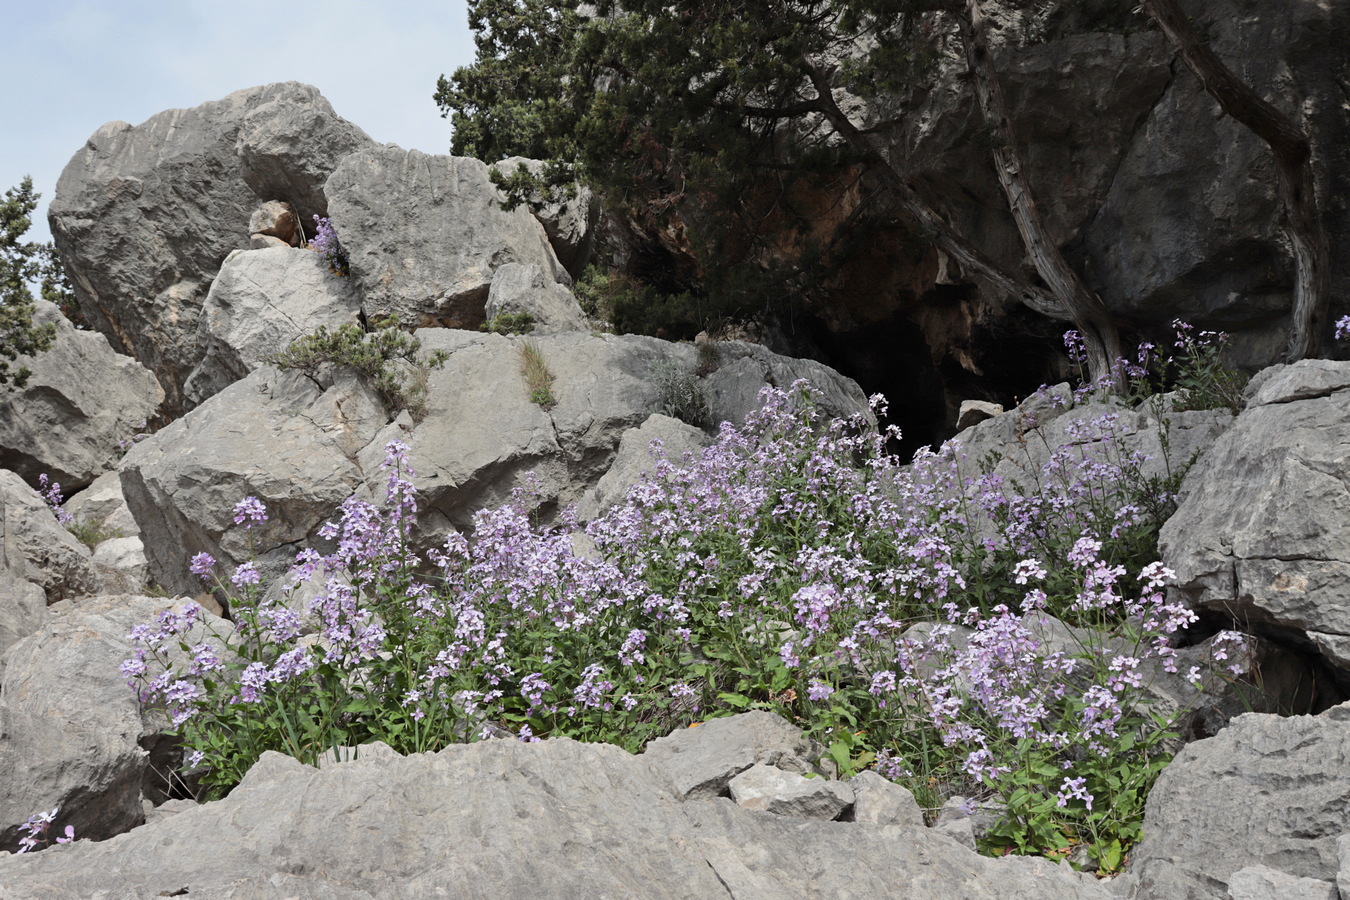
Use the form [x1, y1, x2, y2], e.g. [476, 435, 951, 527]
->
[124, 381, 1244, 870]
[309, 215, 349, 276]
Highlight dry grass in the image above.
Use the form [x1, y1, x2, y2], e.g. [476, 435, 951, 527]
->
[518, 339, 556, 410]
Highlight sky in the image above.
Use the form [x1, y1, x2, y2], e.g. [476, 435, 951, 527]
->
[2, 0, 477, 245]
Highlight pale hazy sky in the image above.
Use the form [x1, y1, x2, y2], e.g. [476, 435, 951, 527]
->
[2, 0, 477, 244]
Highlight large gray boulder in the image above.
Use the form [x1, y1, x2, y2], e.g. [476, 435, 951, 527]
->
[0, 301, 162, 491]
[0, 730, 1110, 899]
[0, 595, 231, 852]
[484, 262, 588, 334]
[1162, 360, 1350, 674]
[0, 471, 96, 604]
[1123, 704, 1350, 899]
[49, 82, 374, 412]
[121, 328, 870, 598]
[0, 576, 44, 683]
[576, 413, 708, 521]
[183, 246, 364, 405]
[119, 367, 388, 598]
[326, 147, 567, 331]
[490, 156, 601, 278]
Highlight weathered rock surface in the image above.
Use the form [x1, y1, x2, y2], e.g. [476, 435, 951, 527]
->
[490, 156, 601, 277]
[49, 82, 374, 412]
[0, 301, 162, 491]
[727, 762, 855, 819]
[576, 413, 708, 520]
[1226, 866, 1337, 900]
[1124, 704, 1350, 899]
[326, 147, 567, 331]
[0, 728, 1110, 899]
[0, 576, 45, 683]
[120, 367, 388, 598]
[63, 471, 140, 539]
[485, 262, 588, 334]
[247, 199, 301, 247]
[1162, 360, 1350, 675]
[0, 471, 96, 604]
[706, 340, 874, 429]
[0, 595, 230, 852]
[183, 246, 364, 405]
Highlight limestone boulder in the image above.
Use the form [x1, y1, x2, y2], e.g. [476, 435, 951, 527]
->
[490, 156, 601, 277]
[0, 728, 1110, 899]
[704, 340, 874, 429]
[247, 199, 301, 247]
[0, 301, 162, 491]
[63, 471, 139, 539]
[183, 246, 364, 405]
[485, 262, 588, 334]
[49, 82, 374, 412]
[0, 595, 232, 852]
[325, 147, 567, 331]
[123, 328, 869, 598]
[0, 470, 97, 604]
[1123, 704, 1350, 899]
[0, 576, 45, 683]
[576, 413, 708, 521]
[1161, 360, 1350, 675]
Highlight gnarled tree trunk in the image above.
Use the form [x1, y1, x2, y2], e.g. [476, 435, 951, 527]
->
[961, 0, 1124, 390]
[1141, 0, 1329, 362]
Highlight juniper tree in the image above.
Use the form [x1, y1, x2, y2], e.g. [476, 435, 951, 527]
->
[0, 178, 63, 388]
[438, 0, 1128, 387]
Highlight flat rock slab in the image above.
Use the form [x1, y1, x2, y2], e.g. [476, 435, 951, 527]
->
[641, 711, 828, 800]
[0, 736, 1111, 899]
[728, 763, 854, 819]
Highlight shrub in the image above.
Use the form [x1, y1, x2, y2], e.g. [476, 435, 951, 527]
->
[126, 383, 1240, 871]
[268, 323, 448, 420]
[649, 359, 711, 428]
[482, 312, 536, 335]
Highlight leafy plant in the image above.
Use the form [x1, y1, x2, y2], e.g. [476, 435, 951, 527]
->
[1, 177, 60, 388]
[518, 339, 556, 409]
[126, 383, 1242, 871]
[268, 323, 448, 419]
[648, 359, 711, 428]
[483, 312, 536, 335]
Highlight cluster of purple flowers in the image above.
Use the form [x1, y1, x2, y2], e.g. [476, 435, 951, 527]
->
[123, 382, 1241, 867]
[16, 807, 74, 854]
[36, 474, 72, 526]
[309, 215, 349, 276]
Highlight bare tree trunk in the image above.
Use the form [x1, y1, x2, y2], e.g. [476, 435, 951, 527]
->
[1141, 0, 1329, 362]
[798, 55, 1070, 322]
[961, 0, 1124, 389]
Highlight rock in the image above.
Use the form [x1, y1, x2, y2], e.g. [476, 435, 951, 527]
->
[49, 82, 374, 412]
[641, 711, 828, 800]
[0, 301, 163, 491]
[1226, 866, 1337, 900]
[90, 537, 150, 594]
[119, 366, 388, 599]
[704, 340, 874, 428]
[0, 730, 1112, 899]
[183, 246, 364, 405]
[0, 576, 45, 682]
[1162, 360, 1350, 675]
[0, 595, 231, 851]
[846, 770, 926, 828]
[932, 796, 1006, 852]
[0, 470, 97, 604]
[63, 471, 139, 539]
[576, 413, 708, 521]
[727, 763, 854, 819]
[1338, 833, 1350, 900]
[485, 262, 588, 334]
[247, 199, 300, 246]
[124, 327, 869, 598]
[955, 399, 1003, 431]
[490, 157, 601, 277]
[1126, 705, 1350, 898]
[325, 147, 567, 330]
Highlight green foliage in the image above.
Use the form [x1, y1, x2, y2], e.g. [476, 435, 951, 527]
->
[648, 359, 711, 428]
[268, 323, 449, 419]
[0, 178, 61, 388]
[482, 311, 537, 335]
[518, 339, 556, 408]
[438, 0, 942, 327]
[575, 265, 729, 340]
[66, 519, 126, 549]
